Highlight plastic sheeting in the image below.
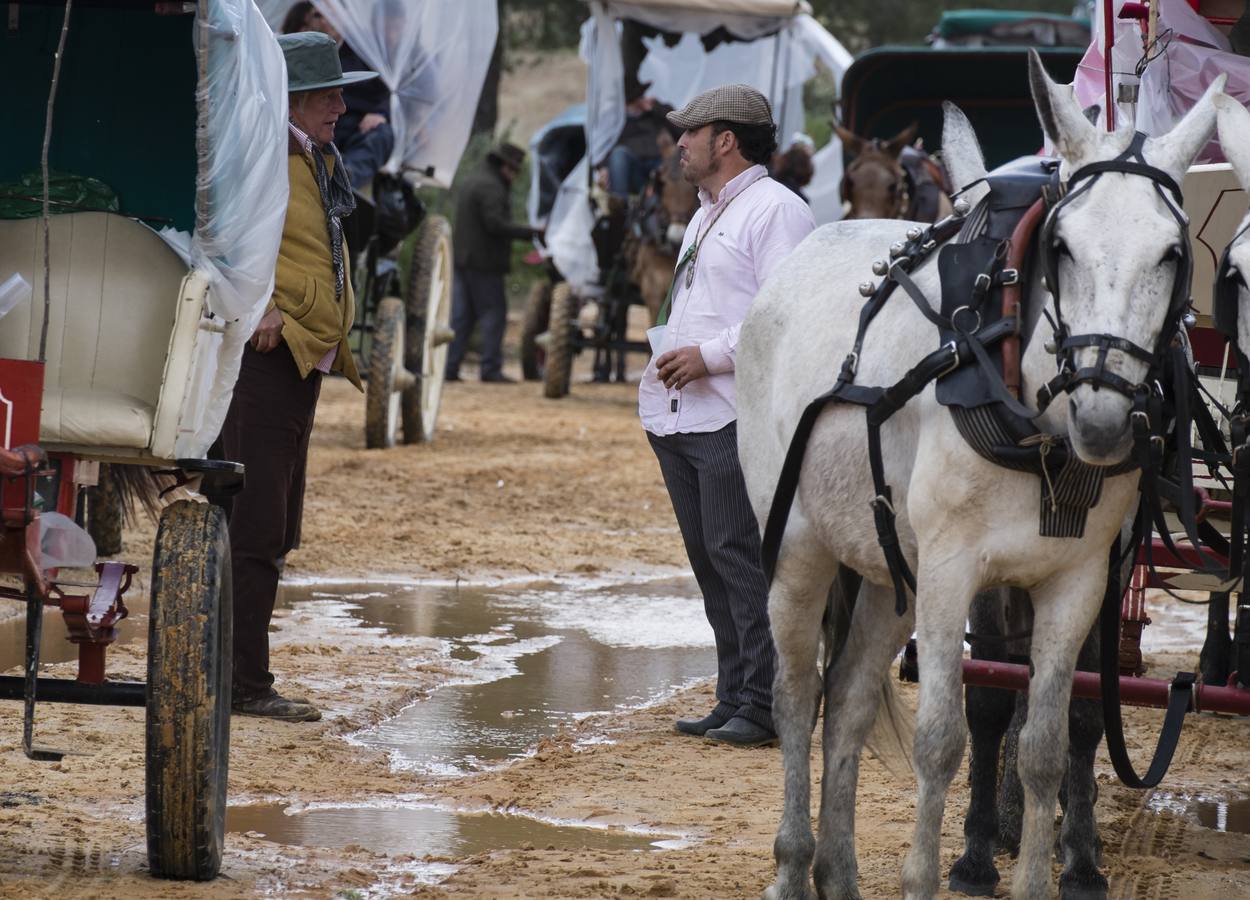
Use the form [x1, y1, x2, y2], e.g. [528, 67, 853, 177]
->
[259, 0, 497, 187]
[546, 5, 851, 292]
[1074, 0, 1249, 162]
[178, 0, 289, 457]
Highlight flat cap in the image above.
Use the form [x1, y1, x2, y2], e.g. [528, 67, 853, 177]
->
[666, 84, 774, 131]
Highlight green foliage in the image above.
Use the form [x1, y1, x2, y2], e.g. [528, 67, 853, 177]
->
[503, 0, 586, 51]
[807, 0, 1087, 55]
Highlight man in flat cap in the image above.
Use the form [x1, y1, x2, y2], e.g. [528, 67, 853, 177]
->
[218, 32, 375, 721]
[445, 142, 543, 383]
[640, 84, 815, 747]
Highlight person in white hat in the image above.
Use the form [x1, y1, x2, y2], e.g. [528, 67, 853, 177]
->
[640, 84, 815, 748]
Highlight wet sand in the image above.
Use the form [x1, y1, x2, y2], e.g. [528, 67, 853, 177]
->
[2, 370, 1250, 898]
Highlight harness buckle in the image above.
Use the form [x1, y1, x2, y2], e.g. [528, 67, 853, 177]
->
[843, 351, 859, 377]
[973, 272, 992, 296]
[951, 305, 982, 335]
[869, 494, 896, 516]
[937, 340, 961, 378]
[999, 268, 1020, 286]
[1130, 409, 1151, 433]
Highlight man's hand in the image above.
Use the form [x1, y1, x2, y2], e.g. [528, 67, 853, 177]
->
[656, 345, 708, 391]
[251, 309, 284, 353]
[359, 113, 387, 134]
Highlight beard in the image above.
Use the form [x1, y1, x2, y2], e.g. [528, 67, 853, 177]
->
[680, 134, 721, 186]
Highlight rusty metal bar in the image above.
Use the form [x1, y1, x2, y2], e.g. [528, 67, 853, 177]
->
[0, 676, 144, 707]
[962, 659, 1250, 716]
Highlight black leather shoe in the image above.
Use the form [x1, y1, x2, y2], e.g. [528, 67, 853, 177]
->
[705, 716, 778, 747]
[481, 373, 517, 383]
[674, 710, 730, 736]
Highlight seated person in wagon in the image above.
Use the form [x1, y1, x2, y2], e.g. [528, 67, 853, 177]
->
[601, 73, 677, 197]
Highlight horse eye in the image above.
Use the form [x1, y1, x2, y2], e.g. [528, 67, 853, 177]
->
[1160, 244, 1182, 264]
[1053, 239, 1071, 258]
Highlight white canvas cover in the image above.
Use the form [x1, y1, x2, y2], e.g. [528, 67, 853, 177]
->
[259, 0, 498, 187]
[179, 0, 289, 457]
[1074, 0, 1250, 162]
[546, 4, 851, 292]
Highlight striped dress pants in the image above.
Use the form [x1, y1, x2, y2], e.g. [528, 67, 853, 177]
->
[647, 422, 776, 731]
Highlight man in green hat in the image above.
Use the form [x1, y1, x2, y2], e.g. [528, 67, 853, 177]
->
[217, 32, 378, 722]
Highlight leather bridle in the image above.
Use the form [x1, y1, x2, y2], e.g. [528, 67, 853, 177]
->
[1035, 133, 1193, 413]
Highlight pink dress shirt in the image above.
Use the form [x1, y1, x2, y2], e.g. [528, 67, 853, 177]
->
[638, 164, 815, 436]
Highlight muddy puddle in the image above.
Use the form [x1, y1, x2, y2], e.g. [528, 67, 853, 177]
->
[0, 590, 148, 672]
[276, 576, 715, 774]
[1151, 792, 1250, 834]
[227, 800, 680, 854]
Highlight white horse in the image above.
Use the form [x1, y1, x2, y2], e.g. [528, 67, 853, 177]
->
[1216, 95, 1250, 350]
[737, 53, 1226, 899]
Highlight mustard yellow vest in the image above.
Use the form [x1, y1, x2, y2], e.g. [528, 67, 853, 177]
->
[269, 151, 362, 389]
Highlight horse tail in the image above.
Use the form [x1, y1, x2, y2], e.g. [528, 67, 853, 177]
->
[99, 463, 169, 525]
[822, 566, 914, 776]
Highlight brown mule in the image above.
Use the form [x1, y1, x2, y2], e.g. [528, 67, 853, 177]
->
[836, 121, 953, 222]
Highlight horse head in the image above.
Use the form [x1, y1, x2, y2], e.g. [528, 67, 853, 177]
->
[1028, 50, 1225, 465]
[1213, 94, 1250, 364]
[835, 122, 918, 220]
[652, 131, 698, 249]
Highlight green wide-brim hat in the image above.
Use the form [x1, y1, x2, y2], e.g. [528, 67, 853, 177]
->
[279, 31, 379, 92]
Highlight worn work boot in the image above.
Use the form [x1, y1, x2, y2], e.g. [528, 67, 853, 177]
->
[674, 709, 730, 737]
[704, 716, 778, 748]
[232, 688, 321, 722]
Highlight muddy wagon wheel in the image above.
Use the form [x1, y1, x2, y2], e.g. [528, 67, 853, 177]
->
[365, 297, 409, 449]
[543, 282, 575, 399]
[520, 280, 552, 381]
[402, 214, 453, 444]
[146, 500, 231, 881]
[85, 463, 123, 557]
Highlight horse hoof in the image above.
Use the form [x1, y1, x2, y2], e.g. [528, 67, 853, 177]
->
[1059, 876, 1108, 900]
[762, 883, 815, 900]
[950, 870, 1000, 895]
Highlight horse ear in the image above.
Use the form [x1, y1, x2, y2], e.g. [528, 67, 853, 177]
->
[834, 123, 867, 158]
[1028, 48, 1096, 164]
[884, 122, 919, 157]
[1144, 74, 1228, 181]
[1216, 93, 1250, 194]
[940, 101, 988, 203]
[657, 129, 677, 161]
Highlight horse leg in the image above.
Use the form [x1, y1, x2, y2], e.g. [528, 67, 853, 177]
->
[949, 589, 1014, 896]
[1011, 566, 1104, 900]
[901, 563, 979, 900]
[813, 579, 914, 900]
[1057, 625, 1107, 899]
[997, 589, 1034, 857]
[765, 535, 839, 900]
[1199, 590, 1232, 687]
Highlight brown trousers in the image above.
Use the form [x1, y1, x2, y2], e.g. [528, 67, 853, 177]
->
[218, 342, 321, 699]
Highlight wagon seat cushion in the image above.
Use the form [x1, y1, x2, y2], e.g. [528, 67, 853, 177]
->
[0, 212, 188, 449]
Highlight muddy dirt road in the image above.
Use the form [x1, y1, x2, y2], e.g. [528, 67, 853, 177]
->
[3, 367, 1250, 899]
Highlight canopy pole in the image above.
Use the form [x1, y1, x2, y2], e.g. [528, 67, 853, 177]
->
[1103, 0, 1116, 131]
[39, 0, 73, 364]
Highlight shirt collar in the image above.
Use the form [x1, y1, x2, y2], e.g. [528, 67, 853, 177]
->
[698, 163, 768, 211]
[288, 120, 315, 156]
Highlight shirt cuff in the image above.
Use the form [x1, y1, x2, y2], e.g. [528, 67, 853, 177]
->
[699, 336, 733, 376]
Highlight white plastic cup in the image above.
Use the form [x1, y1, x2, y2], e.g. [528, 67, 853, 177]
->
[646, 325, 667, 356]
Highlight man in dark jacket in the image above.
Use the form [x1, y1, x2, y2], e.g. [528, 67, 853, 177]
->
[444, 142, 541, 383]
[603, 75, 676, 197]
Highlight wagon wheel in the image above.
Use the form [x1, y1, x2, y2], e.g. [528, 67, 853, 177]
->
[364, 297, 410, 449]
[520, 280, 552, 381]
[542, 282, 575, 399]
[146, 500, 231, 881]
[401, 214, 454, 443]
[85, 463, 123, 557]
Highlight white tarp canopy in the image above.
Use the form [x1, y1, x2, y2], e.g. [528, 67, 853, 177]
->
[1073, 0, 1248, 162]
[545, 1, 852, 292]
[178, 0, 289, 457]
[258, 0, 498, 187]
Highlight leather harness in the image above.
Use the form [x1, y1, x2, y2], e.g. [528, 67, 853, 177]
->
[760, 139, 1232, 789]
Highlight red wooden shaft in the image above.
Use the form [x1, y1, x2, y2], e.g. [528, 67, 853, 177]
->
[961, 659, 1250, 716]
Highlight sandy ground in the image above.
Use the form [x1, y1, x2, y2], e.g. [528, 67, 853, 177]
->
[2, 346, 1250, 898]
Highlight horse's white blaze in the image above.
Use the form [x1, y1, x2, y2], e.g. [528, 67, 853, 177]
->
[739, 54, 1225, 900]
